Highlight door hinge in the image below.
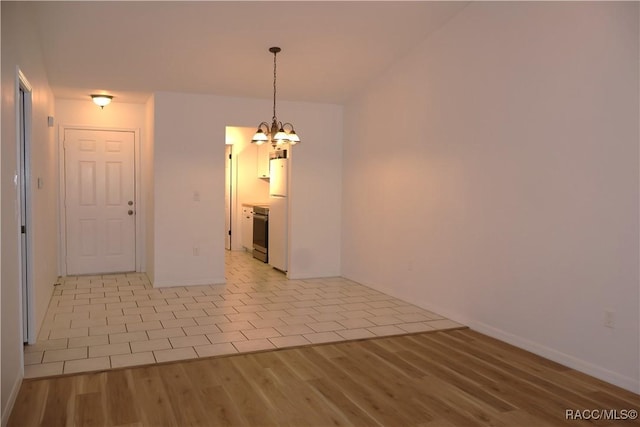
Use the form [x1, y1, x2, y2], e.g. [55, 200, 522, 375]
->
[228, 230, 232, 236]
[21, 225, 26, 234]
[229, 154, 232, 159]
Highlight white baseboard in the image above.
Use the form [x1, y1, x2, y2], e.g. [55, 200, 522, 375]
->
[466, 319, 639, 394]
[343, 273, 639, 395]
[1, 372, 23, 427]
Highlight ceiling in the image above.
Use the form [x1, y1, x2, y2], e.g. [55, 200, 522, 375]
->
[29, 1, 468, 105]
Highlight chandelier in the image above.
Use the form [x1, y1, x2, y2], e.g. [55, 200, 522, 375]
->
[251, 47, 301, 147]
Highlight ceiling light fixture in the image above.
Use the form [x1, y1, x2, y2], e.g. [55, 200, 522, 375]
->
[252, 47, 301, 147]
[91, 94, 113, 109]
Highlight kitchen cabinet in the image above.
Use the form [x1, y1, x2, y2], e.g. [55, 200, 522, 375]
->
[257, 143, 271, 178]
[242, 206, 253, 251]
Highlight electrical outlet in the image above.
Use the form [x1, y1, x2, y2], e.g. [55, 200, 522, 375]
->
[604, 310, 615, 328]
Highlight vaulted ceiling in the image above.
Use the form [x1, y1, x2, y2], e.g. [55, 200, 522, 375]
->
[30, 1, 468, 105]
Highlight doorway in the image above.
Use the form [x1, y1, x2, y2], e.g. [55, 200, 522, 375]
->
[18, 70, 34, 343]
[62, 128, 136, 275]
[225, 144, 232, 250]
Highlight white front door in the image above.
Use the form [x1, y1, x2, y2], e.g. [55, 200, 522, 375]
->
[64, 129, 136, 275]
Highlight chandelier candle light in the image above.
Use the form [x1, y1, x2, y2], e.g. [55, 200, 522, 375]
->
[251, 47, 301, 147]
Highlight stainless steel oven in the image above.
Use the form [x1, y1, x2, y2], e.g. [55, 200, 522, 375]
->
[252, 206, 269, 262]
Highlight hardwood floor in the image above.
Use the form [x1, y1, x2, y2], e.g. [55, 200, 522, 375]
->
[8, 328, 639, 426]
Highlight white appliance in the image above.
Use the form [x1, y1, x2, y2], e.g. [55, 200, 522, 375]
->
[269, 153, 288, 272]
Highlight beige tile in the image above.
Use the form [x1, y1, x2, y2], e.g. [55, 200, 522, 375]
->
[232, 339, 275, 353]
[89, 324, 127, 336]
[131, 338, 172, 353]
[53, 312, 89, 322]
[256, 310, 289, 320]
[205, 307, 237, 316]
[337, 318, 376, 329]
[72, 303, 107, 312]
[49, 327, 88, 340]
[70, 317, 107, 328]
[123, 306, 156, 315]
[303, 331, 344, 344]
[269, 335, 310, 348]
[206, 331, 247, 344]
[241, 327, 281, 340]
[194, 343, 238, 358]
[68, 335, 110, 349]
[275, 324, 315, 336]
[183, 324, 221, 336]
[307, 321, 344, 333]
[169, 335, 209, 348]
[367, 316, 402, 326]
[109, 331, 149, 344]
[340, 310, 371, 319]
[111, 352, 156, 369]
[310, 313, 346, 322]
[194, 315, 228, 326]
[89, 309, 125, 319]
[161, 318, 197, 329]
[89, 342, 131, 358]
[24, 351, 43, 365]
[126, 321, 163, 332]
[141, 311, 176, 322]
[154, 303, 187, 313]
[366, 307, 401, 317]
[281, 315, 315, 325]
[173, 309, 207, 319]
[226, 312, 262, 322]
[395, 313, 433, 323]
[24, 362, 64, 378]
[233, 304, 264, 313]
[249, 318, 286, 329]
[64, 357, 111, 374]
[43, 347, 87, 363]
[154, 347, 198, 363]
[147, 327, 185, 340]
[218, 321, 253, 332]
[107, 314, 143, 325]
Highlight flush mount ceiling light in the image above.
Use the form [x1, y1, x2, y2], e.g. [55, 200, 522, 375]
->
[91, 94, 113, 109]
[252, 47, 301, 147]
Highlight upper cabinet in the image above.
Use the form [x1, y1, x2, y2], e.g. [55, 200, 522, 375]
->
[257, 143, 271, 178]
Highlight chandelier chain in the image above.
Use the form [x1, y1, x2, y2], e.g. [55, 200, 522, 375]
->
[272, 50, 277, 122]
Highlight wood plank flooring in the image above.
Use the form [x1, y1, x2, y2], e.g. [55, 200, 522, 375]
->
[8, 328, 640, 427]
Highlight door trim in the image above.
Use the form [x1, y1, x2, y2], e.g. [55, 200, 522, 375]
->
[58, 125, 143, 276]
[16, 67, 35, 344]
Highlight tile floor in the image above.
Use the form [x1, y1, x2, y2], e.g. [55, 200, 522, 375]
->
[24, 250, 463, 378]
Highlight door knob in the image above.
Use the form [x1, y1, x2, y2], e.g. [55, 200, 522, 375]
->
[128, 201, 133, 206]
[128, 210, 134, 216]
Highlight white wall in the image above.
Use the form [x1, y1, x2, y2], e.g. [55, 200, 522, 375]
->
[1, 1, 56, 421]
[151, 92, 342, 286]
[342, 2, 639, 392]
[144, 96, 155, 283]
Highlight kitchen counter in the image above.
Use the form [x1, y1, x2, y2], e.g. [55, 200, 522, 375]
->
[242, 202, 269, 208]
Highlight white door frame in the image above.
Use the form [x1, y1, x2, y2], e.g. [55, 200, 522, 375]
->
[58, 125, 143, 276]
[17, 67, 35, 344]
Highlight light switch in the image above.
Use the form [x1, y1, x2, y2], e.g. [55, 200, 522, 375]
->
[37, 177, 44, 189]
[193, 191, 200, 202]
